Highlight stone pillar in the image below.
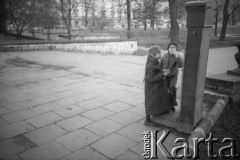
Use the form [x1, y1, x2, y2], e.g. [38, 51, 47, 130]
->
[178, 0, 216, 133]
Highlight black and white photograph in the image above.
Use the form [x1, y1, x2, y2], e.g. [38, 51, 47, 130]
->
[0, 0, 239, 159]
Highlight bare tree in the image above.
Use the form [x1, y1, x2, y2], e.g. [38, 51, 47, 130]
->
[126, 0, 131, 39]
[214, 0, 223, 36]
[6, 0, 38, 39]
[143, 0, 151, 30]
[82, 0, 92, 27]
[0, 0, 8, 35]
[229, 0, 240, 25]
[150, 0, 161, 30]
[117, 0, 125, 24]
[52, 0, 76, 40]
[132, 0, 151, 30]
[219, 0, 240, 41]
[168, 0, 179, 43]
[38, 1, 59, 40]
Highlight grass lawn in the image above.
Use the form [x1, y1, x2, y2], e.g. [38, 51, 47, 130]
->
[105, 25, 239, 56]
[107, 25, 240, 49]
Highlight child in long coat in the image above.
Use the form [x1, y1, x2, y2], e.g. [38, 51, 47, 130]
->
[159, 43, 183, 107]
[144, 46, 173, 127]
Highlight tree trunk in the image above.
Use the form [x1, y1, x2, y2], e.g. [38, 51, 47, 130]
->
[168, 0, 179, 43]
[0, 0, 7, 35]
[85, 9, 88, 27]
[126, 0, 131, 39]
[67, 26, 71, 40]
[144, 18, 147, 30]
[67, 15, 72, 40]
[150, 1, 157, 30]
[32, 26, 35, 38]
[214, 12, 219, 36]
[143, 1, 147, 31]
[47, 28, 51, 40]
[219, 0, 230, 42]
[16, 29, 20, 40]
[232, 9, 235, 25]
[118, 0, 122, 24]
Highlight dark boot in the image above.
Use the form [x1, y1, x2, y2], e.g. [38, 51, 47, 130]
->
[144, 115, 159, 127]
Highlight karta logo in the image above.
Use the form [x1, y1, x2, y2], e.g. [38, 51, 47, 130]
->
[142, 130, 239, 159]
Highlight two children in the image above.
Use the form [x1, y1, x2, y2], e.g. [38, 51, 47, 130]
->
[144, 43, 183, 127]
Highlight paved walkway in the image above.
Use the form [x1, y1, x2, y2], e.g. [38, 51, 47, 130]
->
[0, 47, 237, 160]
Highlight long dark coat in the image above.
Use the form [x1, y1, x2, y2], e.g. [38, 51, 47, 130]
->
[159, 53, 183, 106]
[144, 56, 173, 115]
[159, 53, 183, 88]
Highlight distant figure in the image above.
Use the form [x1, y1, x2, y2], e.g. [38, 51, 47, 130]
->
[159, 43, 183, 107]
[144, 46, 173, 127]
[234, 43, 240, 69]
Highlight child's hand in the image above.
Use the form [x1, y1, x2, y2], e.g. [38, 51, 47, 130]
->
[174, 52, 179, 58]
[162, 69, 170, 76]
[163, 72, 168, 76]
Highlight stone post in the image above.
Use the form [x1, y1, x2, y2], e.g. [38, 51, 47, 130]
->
[178, 0, 216, 133]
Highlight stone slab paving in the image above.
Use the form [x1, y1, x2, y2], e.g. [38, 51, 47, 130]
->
[116, 151, 144, 160]
[61, 146, 109, 160]
[26, 112, 63, 128]
[0, 135, 35, 159]
[55, 129, 100, 152]
[2, 109, 38, 123]
[0, 121, 35, 139]
[102, 101, 133, 112]
[53, 104, 86, 118]
[117, 122, 159, 143]
[56, 115, 93, 132]
[81, 107, 115, 121]
[108, 110, 143, 125]
[85, 118, 124, 137]
[0, 47, 237, 159]
[0, 118, 8, 127]
[77, 99, 106, 110]
[91, 133, 137, 159]
[31, 102, 62, 114]
[128, 104, 146, 117]
[19, 140, 71, 160]
[24, 124, 67, 145]
[0, 105, 12, 115]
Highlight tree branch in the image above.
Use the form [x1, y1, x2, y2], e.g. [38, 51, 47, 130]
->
[229, 4, 240, 16]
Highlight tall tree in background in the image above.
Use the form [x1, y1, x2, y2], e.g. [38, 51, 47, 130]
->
[219, 0, 240, 41]
[177, 0, 189, 27]
[83, 0, 92, 27]
[6, 0, 38, 39]
[168, 0, 179, 43]
[97, 3, 110, 31]
[117, 0, 125, 24]
[126, 0, 131, 39]
[150, 0, 160, 30]
[229, 0, 240, 25]
[52, 0, 76, 40]
[214, 0, 223, 36]
[133, 0, 151, 30]
[0, 0, 7, 35]
[38, 0, 59, 40]
[142, 0, 149, 30]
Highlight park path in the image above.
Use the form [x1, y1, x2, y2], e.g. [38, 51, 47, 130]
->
[0, 46, 237, 160]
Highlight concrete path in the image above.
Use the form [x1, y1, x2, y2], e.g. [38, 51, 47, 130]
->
[0, 46, 237, 160]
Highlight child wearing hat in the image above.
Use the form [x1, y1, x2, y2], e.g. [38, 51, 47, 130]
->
[144, 46, 174, 127]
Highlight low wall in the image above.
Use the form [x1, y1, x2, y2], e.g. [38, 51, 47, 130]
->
[0, 40, 137, 55]
[74, 34, 120, 40]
